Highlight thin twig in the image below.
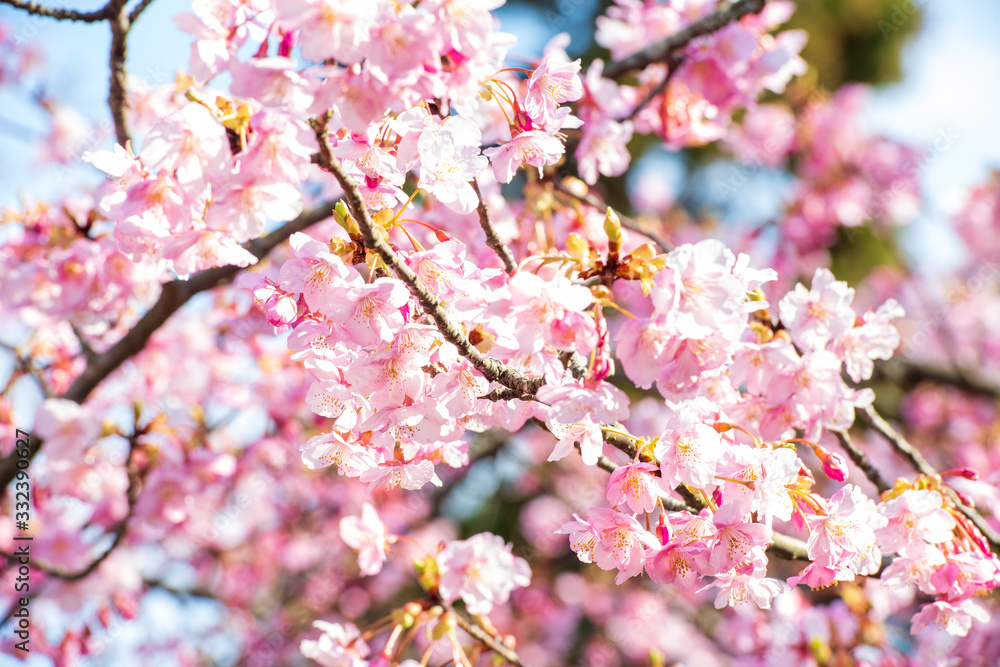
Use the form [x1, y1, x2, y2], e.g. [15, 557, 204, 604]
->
[550, 178, 671, 253]
[1, 438, 140, 581]
[860, 404, 1000, 553]
[832, 429, 890, 494]
[626, 54, 685, 122]
[860, 405, 934, 477]
[446, 602, 526, 667]
[877, 357, 1000, 400]
[127, 0, 154, 23]
[603, 0, 768, 80]
[472, 180, 516, 275]
[0, 0, 107, 21]
[0, 200, 338, 491]
[311, 126, 542, 397]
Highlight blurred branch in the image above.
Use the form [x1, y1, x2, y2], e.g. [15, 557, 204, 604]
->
[446, 602, 525, 667]
[603, 0, 767, 79]
[549, 177, 672, 253]
[472, 179, 516, 274]
[877, 358, 1000, 399]
[625, 54, 685, 122]
[860, 404, 1000, 554]
[127, 0, 153, 22]
[0, 0, 107, 21]
[832, 429, 890, 494]
[0, 200, 338, 491]
[1, 437, 139, 581]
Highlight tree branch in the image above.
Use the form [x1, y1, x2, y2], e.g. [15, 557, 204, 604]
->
[127, 0, 153, 23]
[860, 404, 1000, 553]
[1, 436, 140, 581]
[106, 0, 131, 147]
[625, 54, 685, 122]
[446, 602, 526, 667]
[311, 129, 542, 397]
[832, 429, 890, 494]
[878, 357, 1000, 400]
[592, 427, 810, 561]
[0, 0, 107, 21]
[602, 0, 768, 80]
[0, 201, 337, 491]
[549, 177, 671, 253]
[860, 405, 933, 477]
[472, 179, 516, 275]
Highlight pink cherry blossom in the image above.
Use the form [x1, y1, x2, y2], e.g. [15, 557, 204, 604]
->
[606, 462, 672, 514]
[339, 503, 391, 576]
[559, 507, 659, 583]
[832, 298, 905, 382]
[524, 54, 584, 124]
[323, 278, 410, 347]
[437, 532, 531, 614]
[703, 570, 788, 610]
[655, 398, 724, 488]
[576, 118, 633, 185]
[139, 102, 229, 185]
[804, 484, 887, 578]
[416, 115, 488, 214]
[300, 620, 370, 667]
[877, 489, 956, 558]
[483, 130, 565, 183]
[707, 501, 772, 573]
[910, 599, 990, 637]
[778, 267, 857, 352]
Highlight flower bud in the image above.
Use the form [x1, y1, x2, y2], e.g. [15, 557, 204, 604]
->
[942, 467, 980, 481]
[604, 207, 622, 262]
[816, 447, 849, 482]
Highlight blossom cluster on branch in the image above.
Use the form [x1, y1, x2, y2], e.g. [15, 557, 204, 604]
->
[1, 0, 999, 665]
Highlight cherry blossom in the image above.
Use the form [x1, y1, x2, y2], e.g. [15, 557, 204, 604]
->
[437, 533, 531, 614]
[339, 503, 391, 576]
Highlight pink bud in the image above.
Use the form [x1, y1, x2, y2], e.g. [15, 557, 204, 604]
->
[952, 488, 976, 508]
[942, 467, 980, 481]
[819, 451, 849, 482]
[656, 511, 671, 546]
[278, 29, 298, 58]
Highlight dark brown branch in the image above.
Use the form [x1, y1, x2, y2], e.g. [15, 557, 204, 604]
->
[832, 429, 890, 494]
[127, 0, 154, 23]
[860, 404, 1000, 553]
[107, 0, 131, 146]
[0, 201, 337, 491]
[0, 0, 107, 21]
[472, 179, 516, 275]
[312, 132, 542, 397]
[446, 602, 526, 667]
[603, 0, 768, 80]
